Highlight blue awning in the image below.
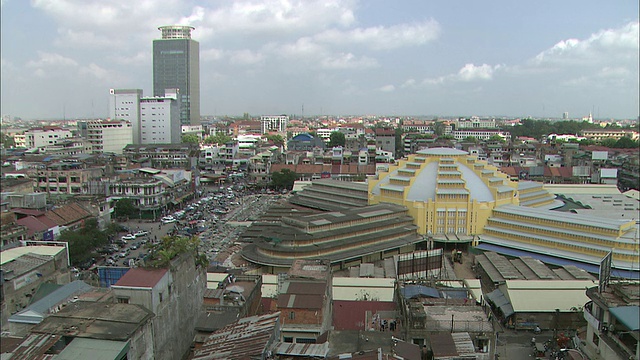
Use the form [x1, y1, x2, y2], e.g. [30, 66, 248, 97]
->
[474, 243, 639, 280]
[609, 306, 640, 331]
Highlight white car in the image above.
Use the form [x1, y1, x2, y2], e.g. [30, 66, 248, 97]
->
[121, 234, 136, 241]
[134, 230, 149, 237]
[161, 216, 176, 224]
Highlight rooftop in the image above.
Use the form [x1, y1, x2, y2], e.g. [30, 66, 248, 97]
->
[112, 267, 168, 288]
[193, 312, 280, 360]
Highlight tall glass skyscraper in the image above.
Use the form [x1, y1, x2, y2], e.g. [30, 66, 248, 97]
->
[153, 25, 200, 125]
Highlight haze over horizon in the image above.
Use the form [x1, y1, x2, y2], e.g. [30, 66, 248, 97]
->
[1, 1, 638, 120]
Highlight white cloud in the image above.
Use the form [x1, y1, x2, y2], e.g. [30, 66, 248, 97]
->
[401, 79, 416, 88]
[79, 63, 116, 81]
[26, 51, 79, 68]
[314, 19, 441, 50]
[201, 48, 225, 62]
[531, 21, 638, 67]
[202, 0, 357, 36]
[457, 63, 495, 81]
[379, 84, 395, 92]
[54, 28, 122, 48]
[320, 53, 378, 70]
[110, 51, 150, 66]
[229, 49, 264, 66]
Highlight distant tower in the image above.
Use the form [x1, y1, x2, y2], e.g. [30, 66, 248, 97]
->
[153, 25, 200, 126]
[562, 112, 569, 120]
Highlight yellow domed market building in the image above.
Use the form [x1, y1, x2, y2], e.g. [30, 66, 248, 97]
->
[243, 148, 638, 278]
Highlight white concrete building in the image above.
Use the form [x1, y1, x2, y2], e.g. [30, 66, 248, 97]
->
[181, 125, 203, 140]
[109, 89, 143, 144]
[452, 129, 511, 141]
[24, 127, 73, 149]
[260, 115, 289, 134]
[86, 120, 133, 154]
[140, 89, 181, 144]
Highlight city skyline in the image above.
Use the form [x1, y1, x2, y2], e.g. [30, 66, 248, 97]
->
[1, 1, 638, 120]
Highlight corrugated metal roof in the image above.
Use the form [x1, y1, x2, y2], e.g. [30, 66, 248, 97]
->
[3, 333, 58, 360]
[273, 342, 329, 357]
[193, 312, 280, 360]
[9, 281, 93, 324]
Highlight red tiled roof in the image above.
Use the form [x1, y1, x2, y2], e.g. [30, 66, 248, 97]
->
[45, 203, 91, 226]
[333, 300, 397, 331]
[113, 267, 168, 288]
[11, 208, 46, 217]
[16, 216, 52, 237]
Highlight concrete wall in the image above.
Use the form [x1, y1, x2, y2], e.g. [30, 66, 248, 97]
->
[152, 253, 205, 360]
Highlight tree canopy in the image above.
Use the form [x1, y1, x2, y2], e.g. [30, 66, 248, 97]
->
[146, 235, 208, 268]
[204, 133, 232, 145]
[270, 168, 297, 190]
[327, 131, 346, 147]
[114, 198, 137, 218]
[265, 134, 285, 146]
[507, 119, 601, 140]
[59, 219, 119, 266]
[181, 134, 200, 144]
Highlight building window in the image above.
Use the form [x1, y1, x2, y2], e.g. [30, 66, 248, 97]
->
[117, 297, 129, 304]
[289, 311, 295, 320]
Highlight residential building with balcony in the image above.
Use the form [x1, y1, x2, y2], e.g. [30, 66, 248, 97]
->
[582, 282, 639, 360]
[123, 143, 199, 169]
[581, 129, 639, 142]
[36, 162, 104, 195]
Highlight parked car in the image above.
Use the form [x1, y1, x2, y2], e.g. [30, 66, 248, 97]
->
[122, 234, 136, 241]
[134, 230, 149, 237]
[161, 216, 176, 224]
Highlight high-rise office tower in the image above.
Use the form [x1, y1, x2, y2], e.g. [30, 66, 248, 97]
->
[153, 25, 200, 126]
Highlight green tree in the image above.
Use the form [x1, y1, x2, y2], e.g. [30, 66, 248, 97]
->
[613, 136, 639, 149]
[266, 134, 285, 146]
[487, 134, 506, 143]
[147, 235, 207, 268]
[433, 122, 446, 136]
[579, 138, 597, 146]
[59, 219, 112, 266]
[182, 134, 200, 144]
[0, 133, 16, 148]
[327, 131, 346, 147]
[114, 198, 137, 219]
[600, 137, 618, 148]
[463, 136, 478, 143]
[270, 168, 297, 190]
[204, 133, 232, 145]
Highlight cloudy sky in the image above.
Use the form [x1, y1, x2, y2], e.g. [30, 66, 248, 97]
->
[1, 0, 638, 120]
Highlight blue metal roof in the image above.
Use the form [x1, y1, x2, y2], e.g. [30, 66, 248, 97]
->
[485, 289, 515, 318]
[401, 285, 440, 299]
[475, 243, 639, 280]
[609, 306, 640, 331]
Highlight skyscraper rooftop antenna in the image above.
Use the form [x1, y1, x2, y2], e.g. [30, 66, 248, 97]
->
[158, 25, 195, 39]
